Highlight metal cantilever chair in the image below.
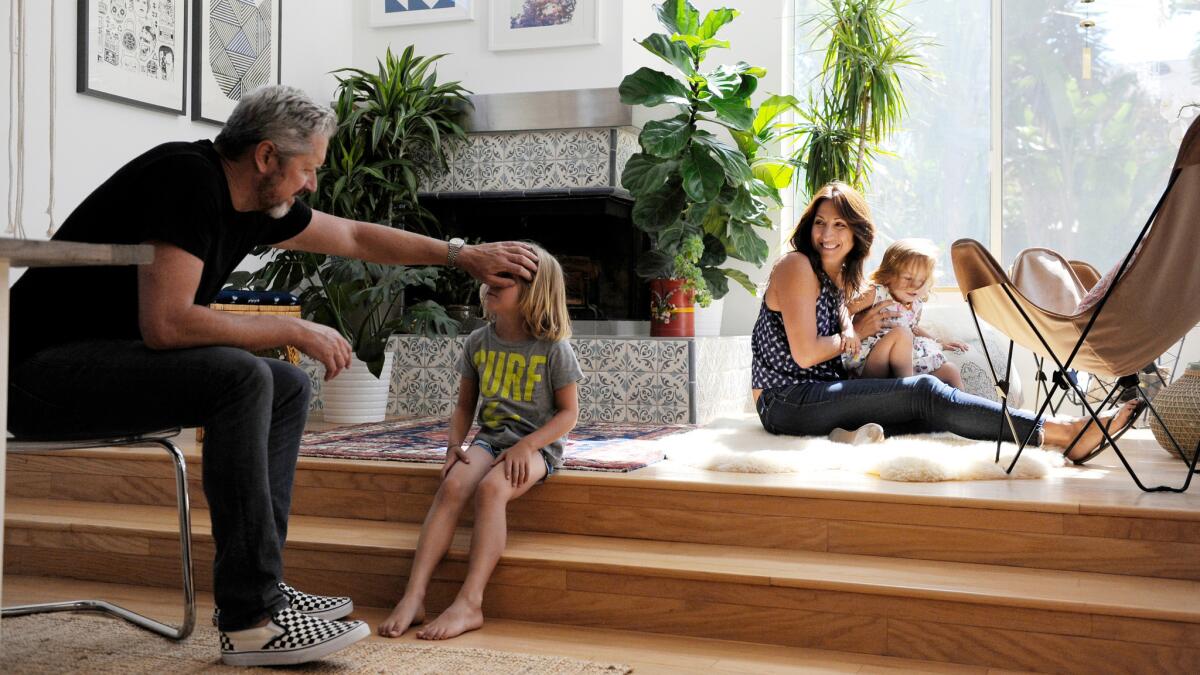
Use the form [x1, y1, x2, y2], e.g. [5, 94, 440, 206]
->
[951, 114, 1200, 493]
[2, 428, 196, 639]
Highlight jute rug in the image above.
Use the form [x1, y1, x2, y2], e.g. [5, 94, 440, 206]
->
[301, 418, 691, 472]
[0, 613, 632, 674]
[663, 415, 1065, 482]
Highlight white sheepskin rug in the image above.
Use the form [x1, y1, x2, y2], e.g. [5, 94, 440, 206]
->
[662, 415, 1065, 482]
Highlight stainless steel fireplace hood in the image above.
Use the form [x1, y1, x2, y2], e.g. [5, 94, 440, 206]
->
[463, 88, 632, 133]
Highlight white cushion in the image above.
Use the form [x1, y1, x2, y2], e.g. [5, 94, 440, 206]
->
[919, 303, 1024, 408]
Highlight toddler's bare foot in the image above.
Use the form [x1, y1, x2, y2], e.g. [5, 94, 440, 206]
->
[829, 422, 885, 445]
[377, 595, 426, 637]
[416, 598, 483, 640]
[1064, 400, 1139, 462]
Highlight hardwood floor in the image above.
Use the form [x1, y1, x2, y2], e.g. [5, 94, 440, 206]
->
[2, 575, 1010, 674]
[12, 429, 1200, 581]
[17, 426, 1199, 515]
[8, 498, 1200, 621]
[7, 424, 1200, 673]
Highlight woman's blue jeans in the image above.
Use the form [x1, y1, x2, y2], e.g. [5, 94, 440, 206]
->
[8, 340, 310, 632]
[756, 374, 1043, 444]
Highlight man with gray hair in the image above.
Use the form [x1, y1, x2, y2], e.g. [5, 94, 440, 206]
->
[8, 84, 538, 666]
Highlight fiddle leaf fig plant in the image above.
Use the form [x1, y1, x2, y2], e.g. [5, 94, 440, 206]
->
[620, 0, 797, 303]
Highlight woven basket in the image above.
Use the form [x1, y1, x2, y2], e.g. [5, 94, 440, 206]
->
[1149, 362, 1200, 462]
[197, 303, 305, 444]
[209, 303, 303, 365]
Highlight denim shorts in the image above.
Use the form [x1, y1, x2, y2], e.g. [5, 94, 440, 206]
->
[471, 438, 557, 480]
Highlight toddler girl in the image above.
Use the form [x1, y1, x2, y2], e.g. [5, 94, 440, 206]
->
[844, 238, 968, 388]
[378, 243, 581, 641]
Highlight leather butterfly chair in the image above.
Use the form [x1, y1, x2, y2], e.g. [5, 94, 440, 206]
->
[951, 114, 1200, 492]
[1020, 257, 1114, 417]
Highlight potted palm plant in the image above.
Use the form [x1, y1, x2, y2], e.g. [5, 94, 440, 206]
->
[619, 0, 797, 337]
[234, 46, 470, 422]
[790, 0, 930, 195]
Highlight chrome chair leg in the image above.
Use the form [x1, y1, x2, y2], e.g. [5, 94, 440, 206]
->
[2, 432, 195, 640]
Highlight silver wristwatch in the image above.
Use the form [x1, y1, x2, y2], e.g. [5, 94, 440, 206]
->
[446, 237, 465, 268]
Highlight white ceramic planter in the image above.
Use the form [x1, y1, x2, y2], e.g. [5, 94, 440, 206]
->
[694, 297, 725, 337]
[321, 352, 394, 424]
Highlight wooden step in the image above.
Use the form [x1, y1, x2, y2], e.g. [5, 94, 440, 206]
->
[6, 498, 1200, 673]
[11, 443, 1200, 581]
[2, 575, 1003, 675]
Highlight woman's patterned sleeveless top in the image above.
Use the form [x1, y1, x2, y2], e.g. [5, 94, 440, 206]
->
[751, 270, 847, 389]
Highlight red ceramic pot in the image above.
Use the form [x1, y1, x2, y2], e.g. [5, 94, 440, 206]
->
[649, 278, 695, 337]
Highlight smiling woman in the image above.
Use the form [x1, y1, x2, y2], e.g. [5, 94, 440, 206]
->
[748, 181, 1140, 463]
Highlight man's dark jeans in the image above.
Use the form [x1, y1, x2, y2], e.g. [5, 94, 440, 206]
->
[9, 340, 310, 631]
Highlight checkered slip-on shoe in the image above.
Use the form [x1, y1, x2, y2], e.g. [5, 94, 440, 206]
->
[213, 582, 354, 626]
[278, 582, 354, 620]
[220, 607, 369, 667]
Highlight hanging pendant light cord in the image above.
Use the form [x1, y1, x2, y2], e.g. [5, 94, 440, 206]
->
[45, 0, 56, 237]
[7, 0, 27, 238]
[7, 0, 27, 237]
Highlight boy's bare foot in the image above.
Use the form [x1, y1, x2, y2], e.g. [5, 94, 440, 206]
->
[1062, 400, 1140, 462]
[377, 596, 426, 638]
[415, 598, 483, 640]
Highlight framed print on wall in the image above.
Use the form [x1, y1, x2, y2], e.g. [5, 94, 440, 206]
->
[191, 0, 282, 125]
[489, 0, 599, 51]
[370, 0, 474, 27]
[77, 0, 188, 114]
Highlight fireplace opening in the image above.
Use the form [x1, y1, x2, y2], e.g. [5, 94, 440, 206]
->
[423, 190, 649, 324]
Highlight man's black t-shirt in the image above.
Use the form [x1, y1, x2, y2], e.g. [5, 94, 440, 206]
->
[9, 140, 313, 365]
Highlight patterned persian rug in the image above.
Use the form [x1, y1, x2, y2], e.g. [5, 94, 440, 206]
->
[301, 418, 691, 472]
[0, 613, 632, 674]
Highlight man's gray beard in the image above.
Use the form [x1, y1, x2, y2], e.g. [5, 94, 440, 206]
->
[265, 200, 291, 219]
[256, 168, 292, 219]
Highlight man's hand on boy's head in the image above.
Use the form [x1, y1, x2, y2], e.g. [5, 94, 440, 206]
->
[457, 241, 539, 288]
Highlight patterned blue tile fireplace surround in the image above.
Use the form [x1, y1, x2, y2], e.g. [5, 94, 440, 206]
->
[420, 126, 647, 322]
[300, 98, 754, 426]
[303, 335, 752, 427]
[423, 127, 640, 195]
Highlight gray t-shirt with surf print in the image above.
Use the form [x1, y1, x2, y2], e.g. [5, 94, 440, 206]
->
[457, 324, 583, 467]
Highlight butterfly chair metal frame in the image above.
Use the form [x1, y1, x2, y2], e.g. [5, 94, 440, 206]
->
[1, 428, 196, 639]
[1031, 361, 1085, 417]
[1027, 261, 1128, 419]
[957, 167, 1200, 493]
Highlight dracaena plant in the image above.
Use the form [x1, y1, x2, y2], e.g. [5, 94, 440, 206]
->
[619, 0, 798, 304]
[790, 0, 930, 198]
[229, 46, 469, 377]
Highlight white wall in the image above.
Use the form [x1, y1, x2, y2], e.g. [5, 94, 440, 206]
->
[1, 0, 353, 244]
[351, 1, 625, 95]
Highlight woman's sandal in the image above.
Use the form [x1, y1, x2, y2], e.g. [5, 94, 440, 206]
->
[1063, 399, 1146, 465]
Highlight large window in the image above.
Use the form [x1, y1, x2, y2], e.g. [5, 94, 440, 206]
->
[793, 0, 1200, 283]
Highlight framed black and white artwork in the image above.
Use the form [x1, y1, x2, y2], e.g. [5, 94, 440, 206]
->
[191, 0, 282, 125]
[369, 1, 474, 27]
[77, 0, 188, 114]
